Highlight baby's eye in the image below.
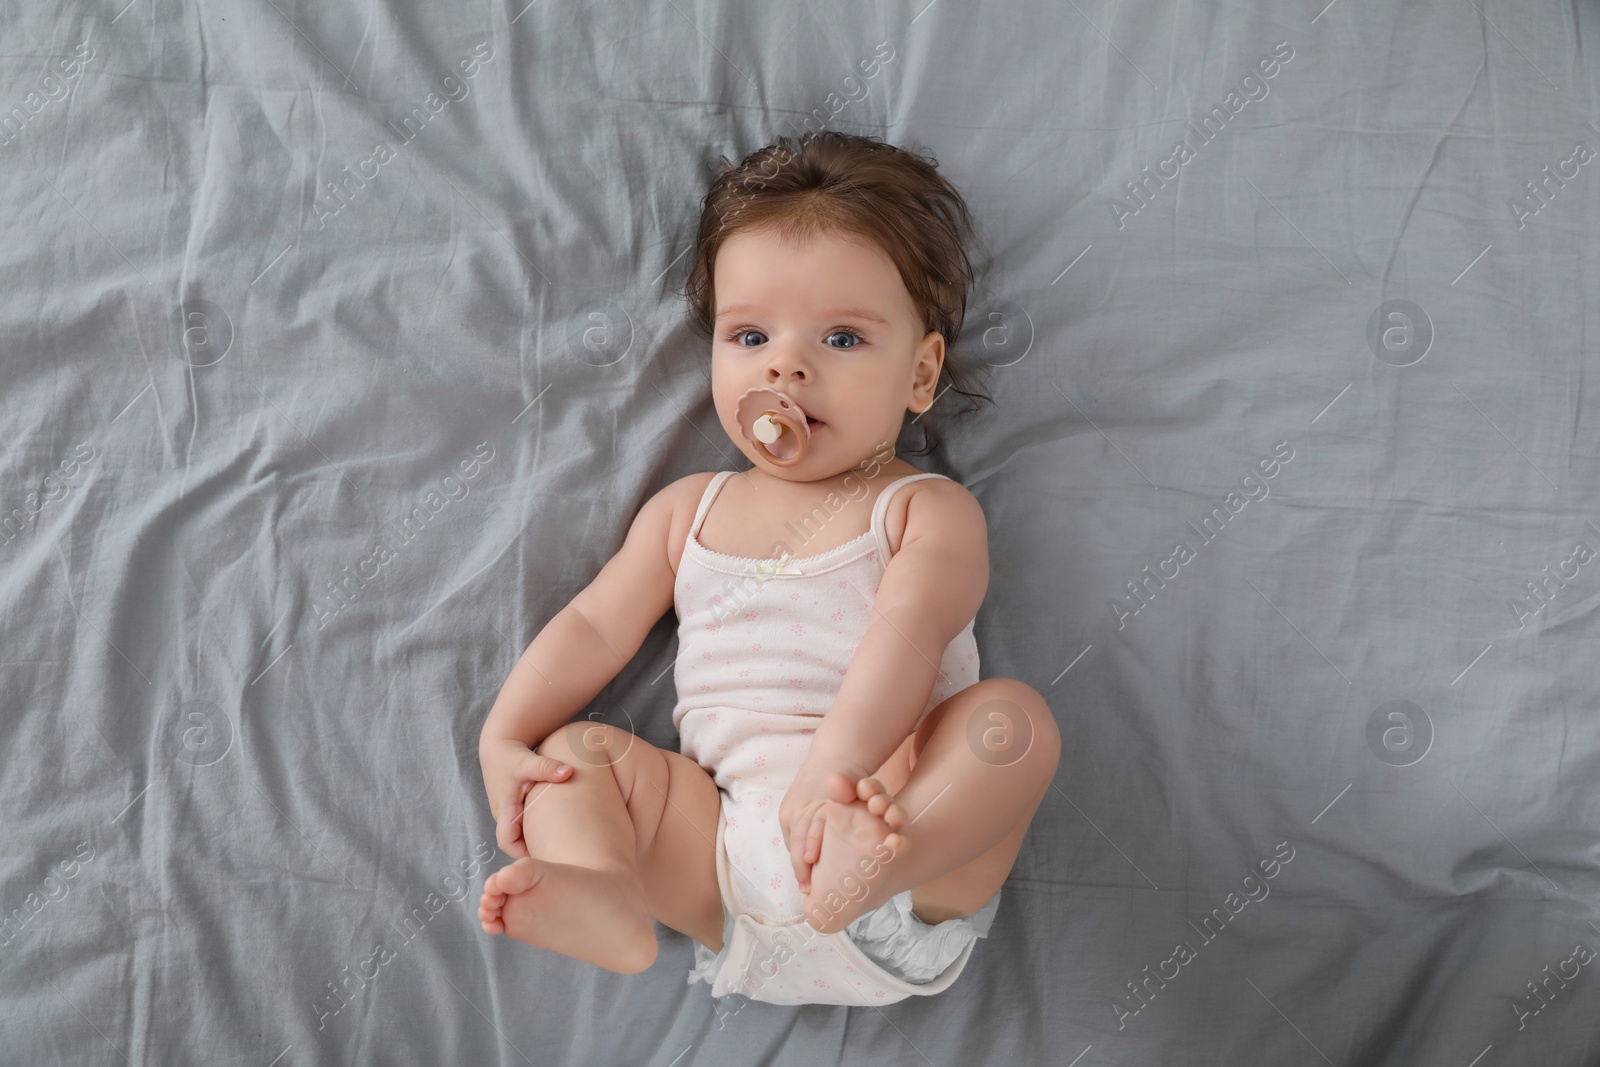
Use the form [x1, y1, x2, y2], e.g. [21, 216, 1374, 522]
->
[730, 328, 767, 347]
[826, 329, 864, 349]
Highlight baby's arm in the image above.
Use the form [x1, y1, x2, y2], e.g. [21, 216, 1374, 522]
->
[806, 479, 989, 778]
[781, 479, 988, 887]
[478, 476, 690, 857]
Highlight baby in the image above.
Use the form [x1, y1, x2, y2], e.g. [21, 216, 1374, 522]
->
[476, 131, 1061, 1007]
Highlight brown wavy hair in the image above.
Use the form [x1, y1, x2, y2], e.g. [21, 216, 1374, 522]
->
[681, 131, 994, 458]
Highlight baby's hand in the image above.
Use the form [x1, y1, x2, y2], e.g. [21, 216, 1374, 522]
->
[779, 760, 872, 894]
[480, 737, 573, 858]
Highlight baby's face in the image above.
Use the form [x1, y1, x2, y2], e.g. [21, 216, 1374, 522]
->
[709, 226, 944, 481]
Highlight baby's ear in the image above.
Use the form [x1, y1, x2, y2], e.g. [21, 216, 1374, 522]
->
[911, 330, 945, 406]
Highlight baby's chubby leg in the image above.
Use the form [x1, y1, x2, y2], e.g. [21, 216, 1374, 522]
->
[801, 678, 1061, 934]
[478, 720, 724, 975]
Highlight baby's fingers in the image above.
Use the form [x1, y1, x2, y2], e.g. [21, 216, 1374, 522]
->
[492, 793, 531, 857]
[495, 807, 528, 858]
[520, 752, 574, 787]
[498, 756, 573, 854]
[788, 802, 820, 887]
[800, 807, 827, 891]
[494, 782, 537, 858]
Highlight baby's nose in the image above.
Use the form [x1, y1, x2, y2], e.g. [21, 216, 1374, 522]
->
[762, 348, 809, 381]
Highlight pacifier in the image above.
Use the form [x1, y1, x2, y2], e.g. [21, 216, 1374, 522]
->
[734, 387, 812, 467]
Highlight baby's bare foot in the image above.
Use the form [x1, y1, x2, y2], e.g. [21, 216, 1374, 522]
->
[802, 773, 913, 935]
[477, 857, 658, 975]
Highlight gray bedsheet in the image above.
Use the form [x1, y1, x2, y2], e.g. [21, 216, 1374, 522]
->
[3, 0, 1597, 1064]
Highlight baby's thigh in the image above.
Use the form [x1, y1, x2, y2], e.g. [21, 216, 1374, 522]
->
[536, 723, 723, 950]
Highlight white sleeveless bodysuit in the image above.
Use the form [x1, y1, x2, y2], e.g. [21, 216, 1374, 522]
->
[673, 469, 995, 1007]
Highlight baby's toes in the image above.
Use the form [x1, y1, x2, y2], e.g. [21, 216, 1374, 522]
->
[887, 803, 912, 834]
[864, 793, 902, 825]
[857, 775, 889, 802]
[883, 797, 908, 827]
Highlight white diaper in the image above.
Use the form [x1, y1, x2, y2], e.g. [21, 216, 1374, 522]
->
[845, 887, 1001, 984]
[686, 795, 999, 1006]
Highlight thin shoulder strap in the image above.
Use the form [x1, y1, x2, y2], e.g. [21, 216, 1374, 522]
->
[870, 472, 949, 562]
[687, 470, 737, 539]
